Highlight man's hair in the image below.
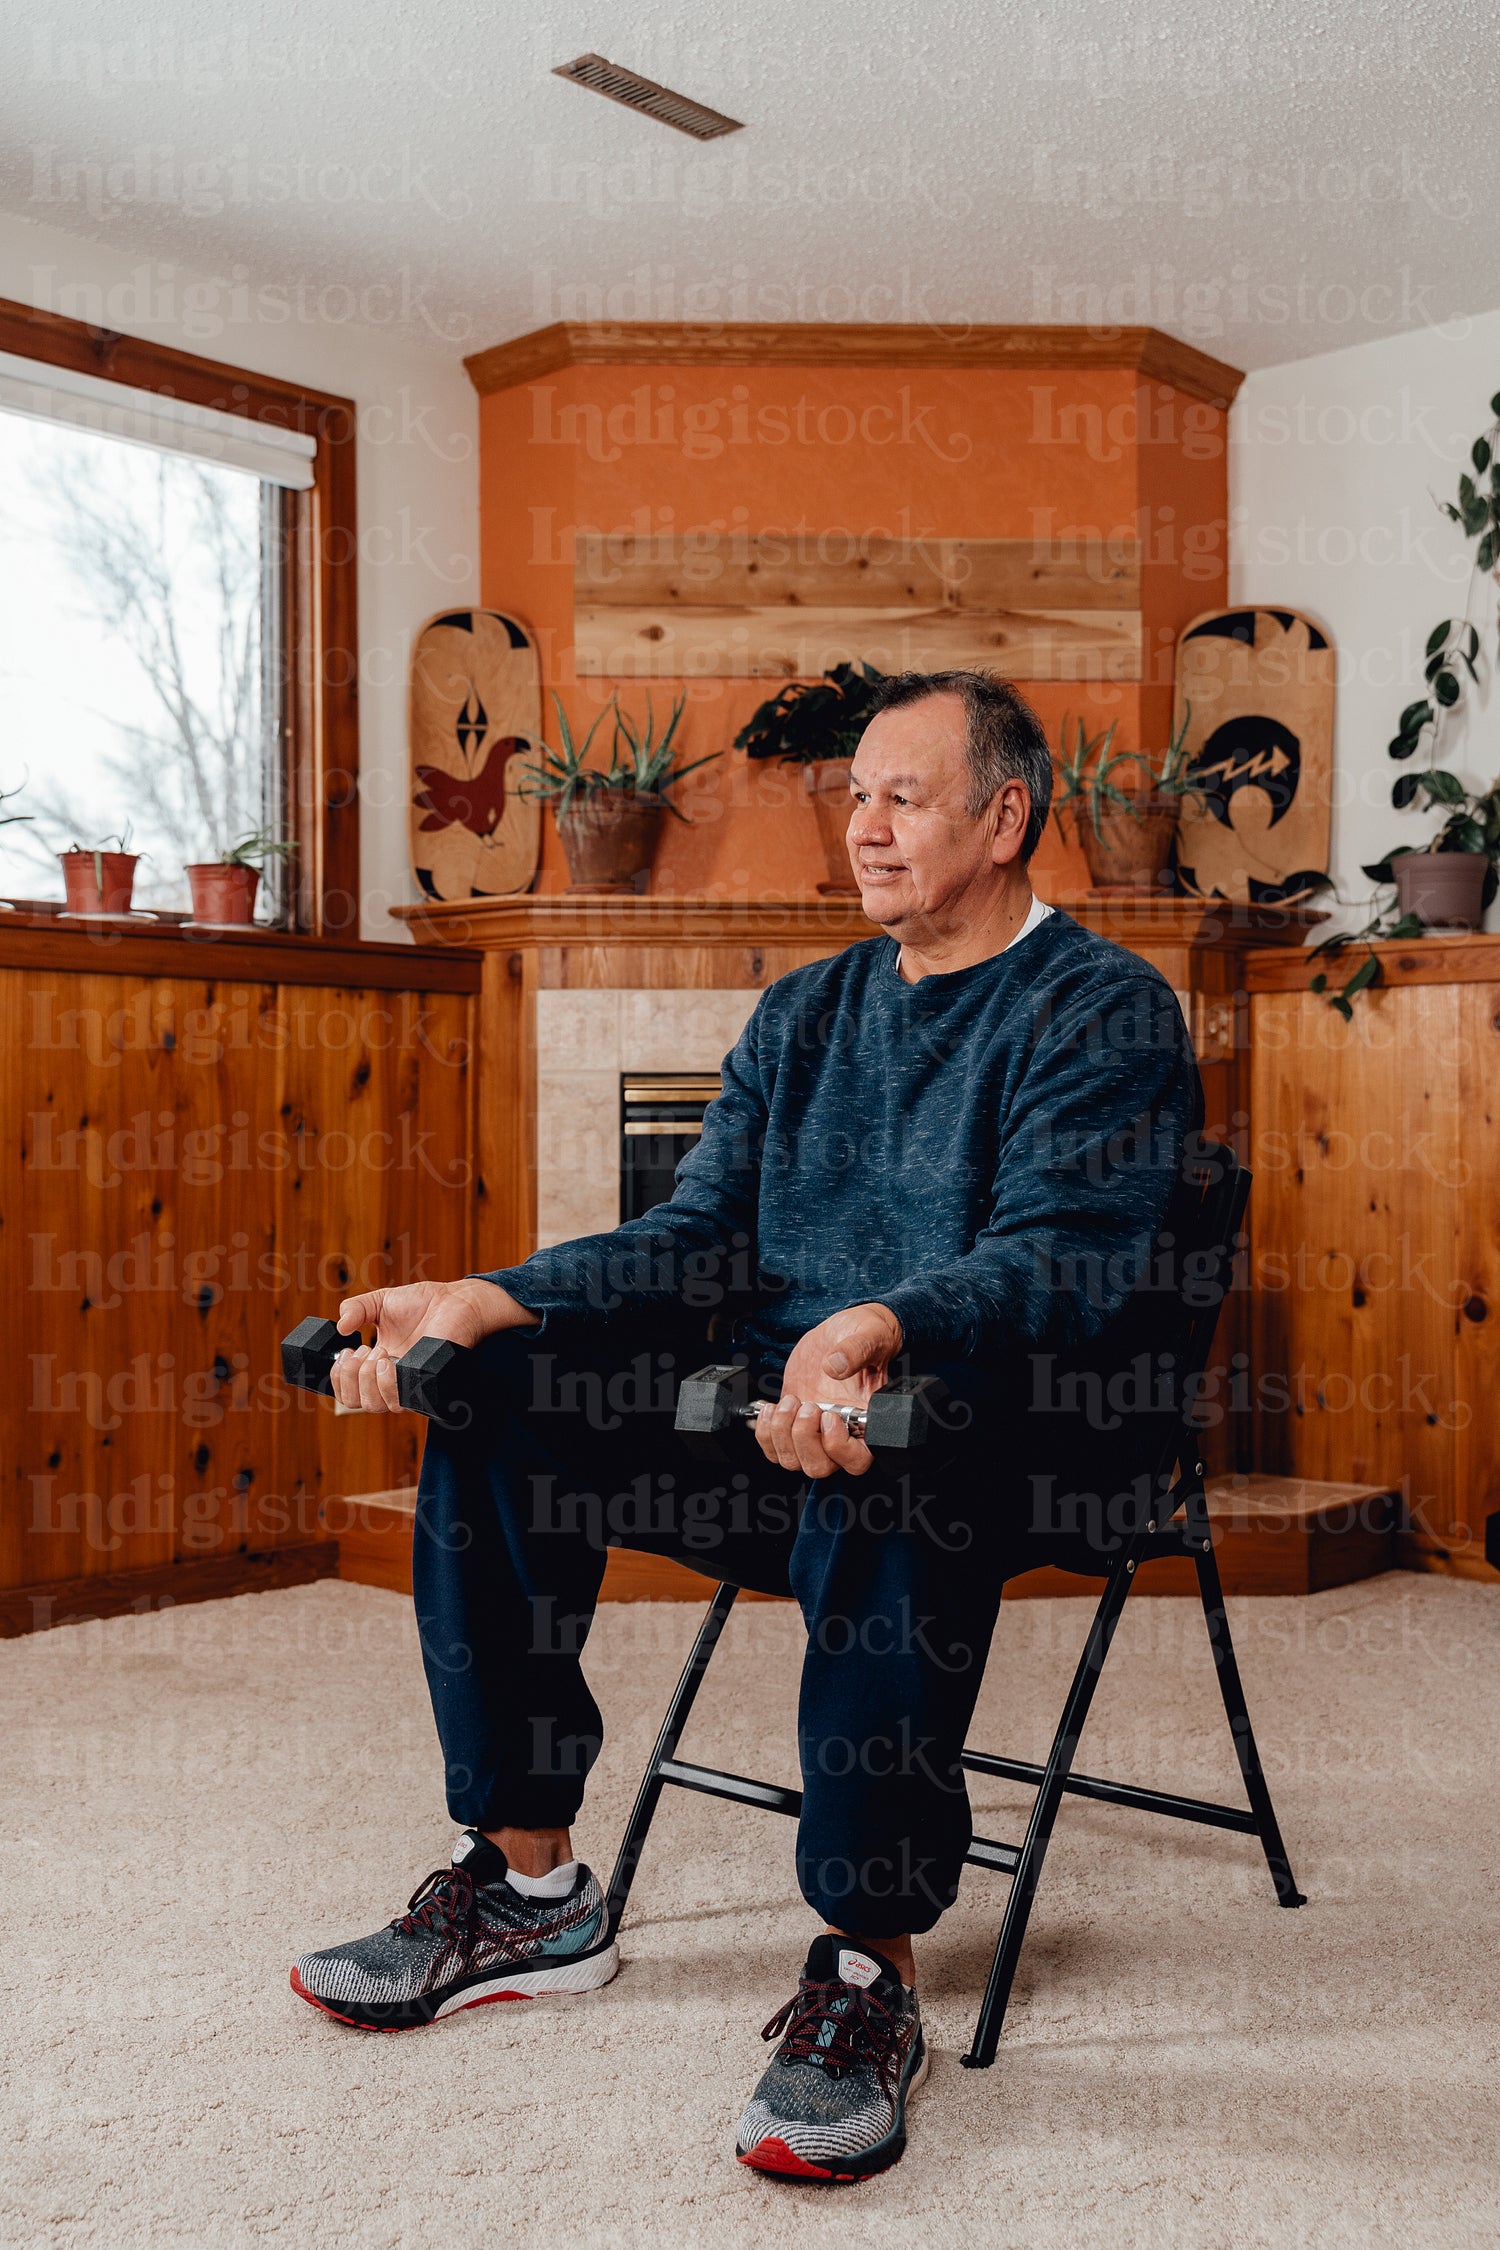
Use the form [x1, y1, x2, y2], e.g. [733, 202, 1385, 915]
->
[862, 670, 1053, 860]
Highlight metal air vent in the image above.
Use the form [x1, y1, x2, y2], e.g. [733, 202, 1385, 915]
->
[552, 53, 744, 140]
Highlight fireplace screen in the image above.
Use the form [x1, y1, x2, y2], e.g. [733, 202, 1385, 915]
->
[620, 1072, 721, 1220]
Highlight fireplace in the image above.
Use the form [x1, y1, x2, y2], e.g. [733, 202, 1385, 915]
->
[620, 1072, 721, 1220]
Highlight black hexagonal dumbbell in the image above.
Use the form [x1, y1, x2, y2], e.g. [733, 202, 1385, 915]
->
[279, 1317, 476, 1431]
[675, 1362, 948, 1453]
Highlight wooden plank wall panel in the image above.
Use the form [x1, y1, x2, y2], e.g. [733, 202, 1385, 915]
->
[1250, 987, 1467, 1554]
[5, 959, 477, 1604]
[574, 534, 1143, 682]
[1451, 985, 1500, 1563]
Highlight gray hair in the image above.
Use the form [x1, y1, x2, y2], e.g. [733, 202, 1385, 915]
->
[862, 670, 1053, 859]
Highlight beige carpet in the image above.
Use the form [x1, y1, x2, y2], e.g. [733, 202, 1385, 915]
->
[2, 1573, 1497, 2249]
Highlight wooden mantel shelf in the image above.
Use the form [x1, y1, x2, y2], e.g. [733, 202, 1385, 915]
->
[391, 890, 1321, 953]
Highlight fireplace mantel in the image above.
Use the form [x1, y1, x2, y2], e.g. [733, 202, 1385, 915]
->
[391, 890, 1316, 955]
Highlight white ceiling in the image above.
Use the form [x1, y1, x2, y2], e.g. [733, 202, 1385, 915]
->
[1, 0, 1495, 373]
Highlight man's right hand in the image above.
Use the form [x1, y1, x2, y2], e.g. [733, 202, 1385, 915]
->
[330, 1279, 537, 1413]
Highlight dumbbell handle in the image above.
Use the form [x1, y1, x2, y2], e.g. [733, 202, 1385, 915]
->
[734, 1399, 875, 1437]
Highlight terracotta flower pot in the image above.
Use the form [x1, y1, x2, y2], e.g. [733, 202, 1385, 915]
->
[555, 793, 665, 891]
[1392, 850, 1487, 931]
[60, 850, 140, 915]
[803, 759, 860, 895]
[187, 862, 261, 925]
[1078, 794, 1181, 892]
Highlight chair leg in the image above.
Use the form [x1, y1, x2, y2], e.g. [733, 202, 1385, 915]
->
[961, 1547, 1141, 2069]
[603, 1581, 740, 1942]
[1192, 1530, 1307, 1909]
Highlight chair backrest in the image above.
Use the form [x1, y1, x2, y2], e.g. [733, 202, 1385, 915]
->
[1017, 1136, 1250, 1565]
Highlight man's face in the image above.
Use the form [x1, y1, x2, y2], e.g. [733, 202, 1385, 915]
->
[846, 693, 1027, 932]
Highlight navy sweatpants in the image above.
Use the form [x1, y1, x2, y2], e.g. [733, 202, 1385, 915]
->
[411, 1319, 1029, 1939]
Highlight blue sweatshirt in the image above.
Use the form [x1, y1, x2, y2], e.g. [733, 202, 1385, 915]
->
[482, 911, 1203, 1368]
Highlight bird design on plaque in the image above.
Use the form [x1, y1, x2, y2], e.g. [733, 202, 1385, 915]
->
[408, 609, 542, 900]
[1172, 607, 1333, 907]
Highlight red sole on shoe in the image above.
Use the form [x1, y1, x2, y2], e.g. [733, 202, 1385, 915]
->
[737, 2139, 872, 2184]
[288, 1966, 534, 2031]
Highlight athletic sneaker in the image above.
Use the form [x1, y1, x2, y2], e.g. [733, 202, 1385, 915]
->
[735, 1936, 929, 2182]
[290, 1830, 617, 2030]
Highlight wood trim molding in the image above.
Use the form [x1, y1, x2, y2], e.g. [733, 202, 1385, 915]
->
[0, 1540, 339, 1638]
[391, 890, 1316, 953]
[463, 321, 1245, 409]
[0, 295, 360, 937]
[0, 917, 482, 990]
[1246, 931, 1500, 992]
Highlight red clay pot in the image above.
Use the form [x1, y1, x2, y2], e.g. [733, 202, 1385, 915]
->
[186, 862, 261, 925]
[1078, 795, 1181, 892]
[60, 850, 140, 915]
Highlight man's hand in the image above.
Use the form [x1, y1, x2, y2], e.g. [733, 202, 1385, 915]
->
[330, 1278, 537, 1413]
[754, 1302, 903, 1480]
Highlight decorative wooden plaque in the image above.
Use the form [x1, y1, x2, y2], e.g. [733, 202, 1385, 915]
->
[1173, 607, 1333, 906]
[574, 532, 1141, 682]
[408, 609, 542, 902]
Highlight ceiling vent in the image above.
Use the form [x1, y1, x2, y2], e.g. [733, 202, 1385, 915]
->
[552, 53, 744, 140]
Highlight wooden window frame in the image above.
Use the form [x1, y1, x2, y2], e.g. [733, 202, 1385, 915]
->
[0, 294, 359, 936]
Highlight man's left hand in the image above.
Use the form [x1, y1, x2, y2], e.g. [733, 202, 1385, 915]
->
[755, 1302, 904, 1480]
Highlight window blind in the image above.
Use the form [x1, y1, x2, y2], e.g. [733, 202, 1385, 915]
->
[0, 349, 317, 489]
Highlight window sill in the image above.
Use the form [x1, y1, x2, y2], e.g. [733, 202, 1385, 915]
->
[0, 907, 482, 991]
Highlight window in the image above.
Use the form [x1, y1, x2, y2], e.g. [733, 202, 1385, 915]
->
[0, 300, 359, 935]
[0, 416, 288, 915]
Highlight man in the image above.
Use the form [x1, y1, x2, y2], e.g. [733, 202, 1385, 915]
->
[291, 670, 1201, 2184]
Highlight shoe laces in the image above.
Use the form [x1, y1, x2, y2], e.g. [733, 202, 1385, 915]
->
[394, 1865, 488, 1972]
[761, 1976, 901, 2090]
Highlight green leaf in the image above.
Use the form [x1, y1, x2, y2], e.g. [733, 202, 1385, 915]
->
[1309, 973, 1327, 993]
[1392, 773, 1420, 809]
[1491, 392, 1500, 419]
[1331, 997, 1354, 1022]
[1433, 669, 1461, 706]
[1460, 475, 1477, 512]
[1388, 730, 1423, 761]
[1448, 817, 1485, 853]
[1361, 860, 1395, 884]
[1425, 620, 1452, 657]
[1422, 768, 1467, 804]
[1476, 438, 1493, 474]
[1480, 532, 1497, 573]
[1398, 699, 1431, 733]
[1343, 956, 1381, 999]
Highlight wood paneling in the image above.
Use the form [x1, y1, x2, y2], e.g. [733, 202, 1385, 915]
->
[574, 601, 1143, 684]
[1250, 966, 1498, 1575]
[3, 933, 479, 1615]
[574, 531, 1143, 682]
[464, 321, 1245, 408]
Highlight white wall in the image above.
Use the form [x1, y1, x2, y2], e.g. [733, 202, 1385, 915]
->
[1231, 311, 1500, 926]
[0, 211, 478, 940]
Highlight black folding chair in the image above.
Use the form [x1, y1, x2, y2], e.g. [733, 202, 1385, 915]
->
[602, 1140, 1305, 2067]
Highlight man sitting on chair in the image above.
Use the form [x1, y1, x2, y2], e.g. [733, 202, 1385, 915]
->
[291, 669, 1202, 2184]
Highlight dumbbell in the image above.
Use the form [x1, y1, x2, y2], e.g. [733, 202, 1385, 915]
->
[279, 1317, 476, 1431]
[675, 1361, 947, 1453]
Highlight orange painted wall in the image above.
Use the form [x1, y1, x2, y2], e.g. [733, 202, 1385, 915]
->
[476, 359, 1228, 897]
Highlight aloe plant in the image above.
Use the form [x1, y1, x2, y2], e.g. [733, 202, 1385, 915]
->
[221, 828, 296, 867]
[517, 694, 721, 823]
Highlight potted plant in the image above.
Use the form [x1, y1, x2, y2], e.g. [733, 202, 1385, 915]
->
[1310, 383, 1500, 1013]
[734, 662, 889, 895]
[1053, 711, 1197, 891]
[59, 828, 143, 916]
[185, 830, 296, 926]
[517, 693, 721, 892]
